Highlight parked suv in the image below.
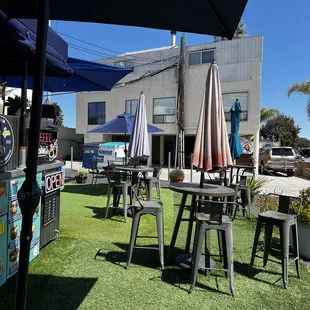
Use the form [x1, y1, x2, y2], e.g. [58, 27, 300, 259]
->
[259, 147, 297, 176]
[299, 148, 310, 158]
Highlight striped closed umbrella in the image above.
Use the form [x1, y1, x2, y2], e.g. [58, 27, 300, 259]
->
[193, 62, 232, 184]
[128, 91, 150, 163]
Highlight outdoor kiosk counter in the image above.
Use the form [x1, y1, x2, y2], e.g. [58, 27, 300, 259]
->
[0, 115, 64, 288]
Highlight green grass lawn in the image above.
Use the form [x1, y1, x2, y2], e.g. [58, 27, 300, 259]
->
[1, 183, 310, 310]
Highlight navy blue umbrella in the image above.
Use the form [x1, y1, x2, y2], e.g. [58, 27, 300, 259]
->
[5, 57, 132, 92]
[0, 11, 72, 76]
[229, 100, 243, 160]
[88, 113, 163, 159]
[88, 113, 163, 134]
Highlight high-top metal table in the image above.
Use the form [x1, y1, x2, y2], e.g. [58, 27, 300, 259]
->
[229, 165, 255, 184]
[167, 182, 235, 268]
[114, 165, 153, 200]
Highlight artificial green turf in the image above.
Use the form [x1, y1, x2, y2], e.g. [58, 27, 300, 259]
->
[0, 183, 310, 310]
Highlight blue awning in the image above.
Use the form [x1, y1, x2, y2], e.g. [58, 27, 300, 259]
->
[5, 58, 132, 92]
[0, 11, 72, 76]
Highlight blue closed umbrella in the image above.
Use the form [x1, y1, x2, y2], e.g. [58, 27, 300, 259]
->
[229, 100, 243, 160]
[5, 57, 132, 92]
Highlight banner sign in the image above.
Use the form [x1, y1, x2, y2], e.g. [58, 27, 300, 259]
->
[38, 130, 58, 164]
[0, 116, 14, 167]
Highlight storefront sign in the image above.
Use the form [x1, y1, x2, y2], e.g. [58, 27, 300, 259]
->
[0, 116, 14, 167]
[44, 171, 64, 194]
[38, 130, 58, 163]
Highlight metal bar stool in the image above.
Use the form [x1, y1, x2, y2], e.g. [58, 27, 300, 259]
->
[190, 199, 238, 296]
[105, 166, 131, 222]
[250, 194, 301, 288]
[126, 184, 164, 270]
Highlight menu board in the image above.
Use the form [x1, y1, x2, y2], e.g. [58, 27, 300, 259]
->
[7, 174, 42, 279]
[0, 180, 8, 288]
[0, 215, 7, 287]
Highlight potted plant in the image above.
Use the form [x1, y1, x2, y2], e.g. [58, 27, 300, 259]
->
[292, 187, 310, 260]
[169, 168, 185, 183]
[75, 168, 88, 184]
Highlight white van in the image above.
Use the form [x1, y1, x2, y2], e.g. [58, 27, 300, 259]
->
[97, 142, 126, 168]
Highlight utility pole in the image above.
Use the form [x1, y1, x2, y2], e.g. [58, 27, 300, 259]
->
[177, 34, 186, 168]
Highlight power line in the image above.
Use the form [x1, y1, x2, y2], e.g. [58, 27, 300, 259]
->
[58, 31, 161, 62]
[68, 43, 179, 69]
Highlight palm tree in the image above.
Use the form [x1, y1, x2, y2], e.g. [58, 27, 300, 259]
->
[214, 20, 247, 42]
[260, 108, 280, 123]
[287, 81, 310, 120]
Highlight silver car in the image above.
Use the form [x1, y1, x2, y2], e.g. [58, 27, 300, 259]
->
[259, 147, 297, 177]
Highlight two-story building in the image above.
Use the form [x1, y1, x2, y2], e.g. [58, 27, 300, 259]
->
[76, 34, 263, 167]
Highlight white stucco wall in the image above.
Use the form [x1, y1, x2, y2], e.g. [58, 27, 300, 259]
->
[76, 36, 263, 149]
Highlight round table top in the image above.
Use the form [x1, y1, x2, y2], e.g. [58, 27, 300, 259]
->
[169, 182, 235, 197]
[232, 165, 255, 170]
[114, 165, 153, 173]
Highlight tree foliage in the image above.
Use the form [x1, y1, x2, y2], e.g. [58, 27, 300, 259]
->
[287, 81, 310, 120]
[295, 137, 310, 149]
[260, 114, 301, 147]
[52, 102, 64, 127]
[260, 108, 280, 123]
[214, 21, 247, 42]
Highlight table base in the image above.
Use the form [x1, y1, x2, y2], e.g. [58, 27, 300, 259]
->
[175, 253, 216, 271]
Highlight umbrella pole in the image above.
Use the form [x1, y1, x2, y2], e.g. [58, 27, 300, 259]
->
[15, 1, 49, 309]
[18, 60, 28, 168]
[124, 132, 127, 164]
[199, 171, 204, 188]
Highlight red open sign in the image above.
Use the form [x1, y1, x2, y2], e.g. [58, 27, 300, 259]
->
[44, 171, 64, 194]
[40, 132, 53, 143]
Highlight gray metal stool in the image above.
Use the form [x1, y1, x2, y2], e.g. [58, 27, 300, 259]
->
[250, 194, 301, 289]
[190, 199, 238, 296]
[126, 185, 164, 270]
[105, 168, 131, 222]
[231, 175, 251, 217]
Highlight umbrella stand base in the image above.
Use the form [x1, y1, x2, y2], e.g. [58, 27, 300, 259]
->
[175, 253, 216, 273]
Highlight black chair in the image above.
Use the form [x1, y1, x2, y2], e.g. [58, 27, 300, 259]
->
[104, 165, 132, 222]
[230, 175, 252, 218]
[89, 157, 107, 192]
[250, 194, 301, 289]
[126, 184, 164, 270]
[189, 198, 238, 296]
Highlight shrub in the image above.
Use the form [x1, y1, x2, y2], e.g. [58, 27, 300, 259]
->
[76, 168, 88, 178]
[292, 187, 310, 225]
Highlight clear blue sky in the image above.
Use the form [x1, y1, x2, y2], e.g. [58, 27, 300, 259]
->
[50, 0, 310, 138]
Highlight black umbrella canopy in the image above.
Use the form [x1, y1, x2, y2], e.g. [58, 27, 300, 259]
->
[0, 0, 247, 39]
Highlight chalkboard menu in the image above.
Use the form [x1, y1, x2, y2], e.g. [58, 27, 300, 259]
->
[38, 130, 58, 164]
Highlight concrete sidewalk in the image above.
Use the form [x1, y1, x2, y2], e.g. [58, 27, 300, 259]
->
[65, 161, 310, 196]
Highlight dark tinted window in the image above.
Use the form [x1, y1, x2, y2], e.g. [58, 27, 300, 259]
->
[271, 148, 294, 156]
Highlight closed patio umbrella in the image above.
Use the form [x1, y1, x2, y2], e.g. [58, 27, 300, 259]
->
[229, 100, 243, 160]
[127, 92, 150, 164]
[192, 61, 232, 186]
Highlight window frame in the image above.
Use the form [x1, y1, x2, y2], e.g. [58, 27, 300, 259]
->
[188, 49, 215, 66]
[125, 99, 139, 115]
[87, 101, 106, 125]
[153, 97, 177, 124]
[222, 91, 249, 122]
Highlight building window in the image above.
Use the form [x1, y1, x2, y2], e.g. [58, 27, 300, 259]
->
[88, 102, 106, 125]
[125, 99, 139, 115]
[114, 59, 134, 70]
[222, 92, 248, 121]
[189, 49, 214, 66]
[153, 97, 176, 124]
